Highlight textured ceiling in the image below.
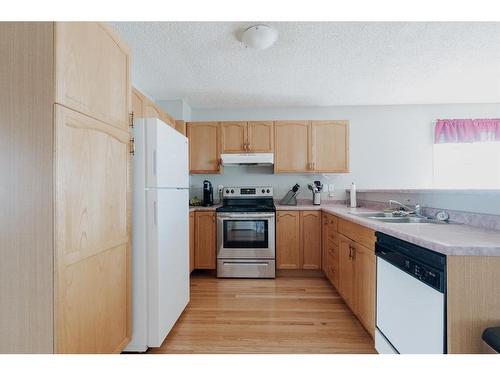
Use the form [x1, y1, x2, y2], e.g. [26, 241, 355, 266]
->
[111, 22, 500, 108]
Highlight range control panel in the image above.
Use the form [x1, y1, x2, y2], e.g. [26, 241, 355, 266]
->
[222, 186, 273, 198]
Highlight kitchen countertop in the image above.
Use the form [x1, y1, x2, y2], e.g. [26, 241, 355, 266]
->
[189, 204, 221, 213]
[276, 202, 500, 257]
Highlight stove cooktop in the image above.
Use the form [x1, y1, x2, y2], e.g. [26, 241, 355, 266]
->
[216, 197, 276, 213]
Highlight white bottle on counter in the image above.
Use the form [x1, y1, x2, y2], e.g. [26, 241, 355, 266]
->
[350, 182, 357, 208]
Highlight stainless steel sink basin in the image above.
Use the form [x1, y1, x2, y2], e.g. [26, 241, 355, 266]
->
[349, 211, 449, 224]
[349, 212, 388, 218]
[371, 217, 448, 224]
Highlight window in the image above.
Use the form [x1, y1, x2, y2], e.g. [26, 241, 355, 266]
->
[433, 118, 500, 189]
[433, 142, 500, 188]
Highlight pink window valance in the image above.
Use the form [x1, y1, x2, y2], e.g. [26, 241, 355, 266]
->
[435, 119, 500, 144]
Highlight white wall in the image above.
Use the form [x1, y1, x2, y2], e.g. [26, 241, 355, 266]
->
[189, 103, 500, 213]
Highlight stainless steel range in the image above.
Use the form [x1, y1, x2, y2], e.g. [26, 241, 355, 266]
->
[216, 186, 275, 278]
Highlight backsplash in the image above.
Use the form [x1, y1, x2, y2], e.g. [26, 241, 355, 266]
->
[357, 198, 500, 231]
[189, 165, 350, 204]
[350, 190, 500, 217]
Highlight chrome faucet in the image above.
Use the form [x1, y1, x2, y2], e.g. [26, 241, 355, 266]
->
[387, 200, 424, 217]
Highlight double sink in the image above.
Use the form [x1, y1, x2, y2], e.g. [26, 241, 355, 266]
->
[349, 212, 449, 224]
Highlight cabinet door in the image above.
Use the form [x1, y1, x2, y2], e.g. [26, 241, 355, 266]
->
[276, 211, 301, 269]
[311, 120, 349, 173]
[194, 212, 216, 269]
[354, 242, 376, 337]
[247, 121, 274, 152]
[54, 105, 130, 353]
[55, 22, 130, 130]
[220, 121, 247, 153]
[132, 87, 145, 118]
[301, 211, 321, 270]
[321, 213, 330, 272]
[274, 121, 310, 173]
[338, 236, 355, 310]
[187, 122, 220, 174]
[189, 212, 195, 273]
[325, 238, 340, 288]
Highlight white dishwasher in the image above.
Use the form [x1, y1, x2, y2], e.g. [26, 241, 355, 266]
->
[375, 232, 447, 354]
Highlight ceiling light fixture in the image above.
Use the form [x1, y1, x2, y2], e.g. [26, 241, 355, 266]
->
[240, 25, 278, 50]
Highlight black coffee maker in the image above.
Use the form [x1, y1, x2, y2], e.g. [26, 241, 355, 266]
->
[202, 180, 213, 206]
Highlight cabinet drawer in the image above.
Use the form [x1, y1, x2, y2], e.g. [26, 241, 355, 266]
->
[325, 238, 339, 262]
[337, 218, 375, 250]
[325, 213, 338, 234]
[326, 249, 339, 287]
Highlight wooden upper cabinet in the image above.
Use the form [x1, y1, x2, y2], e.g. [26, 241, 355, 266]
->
[311, 120, 349, 173]
[144, 99, 161, 119]
[175, 120, 186, 136]
[55, 23, 130, 130]
[194, 212, 216, 269]
[160, 111, 176, 128]
[274, 121, 310, 173]
[276, 211, 301, 269]
[221, 121, 274, 153]
[301, 211, 321, 270]
[247, 121, 274, 152]
[221, 121, 247, 153]
[131, 88, 145, 118]
[187, 122, 220, 174]
[132, 87, 176, 128]
[274, 120, 349, 173]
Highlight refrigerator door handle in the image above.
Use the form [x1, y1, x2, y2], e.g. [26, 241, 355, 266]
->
[153, 150, 157, 176]
[153, 200, 157, 226]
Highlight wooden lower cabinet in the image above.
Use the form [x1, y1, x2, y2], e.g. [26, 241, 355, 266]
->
[189, 212, 195, 272]
[194, 212, 216, 269]
[337, 231, 376, 338]
[324, 238, 340, 287]
[322, 213, 375, 338]
[338, 236, 356, 309]
[301, 211, 322, 270]
[353, 242, 376, 337]
[276, 211, 302, 269]
[276, 210, 322, 270]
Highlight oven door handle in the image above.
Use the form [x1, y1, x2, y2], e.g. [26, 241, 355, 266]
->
[217, 213, 275, 219]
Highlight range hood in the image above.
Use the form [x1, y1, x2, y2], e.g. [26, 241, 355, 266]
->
[221, 153, 274, 166]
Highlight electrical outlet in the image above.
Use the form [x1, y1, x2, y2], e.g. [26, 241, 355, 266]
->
[328, 184, 335, 198]
[217, 185, 223, 193]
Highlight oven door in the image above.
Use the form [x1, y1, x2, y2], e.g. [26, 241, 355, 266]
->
[217, 212, 275, 259]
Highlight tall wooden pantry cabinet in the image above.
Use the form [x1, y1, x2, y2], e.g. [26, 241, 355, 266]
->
[0, 22, 132, 353]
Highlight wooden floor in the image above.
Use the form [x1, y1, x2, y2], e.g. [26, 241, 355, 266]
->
[148, 272, 375, 354]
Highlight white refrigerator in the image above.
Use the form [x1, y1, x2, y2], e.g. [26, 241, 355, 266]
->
[125, 118, 190, 352]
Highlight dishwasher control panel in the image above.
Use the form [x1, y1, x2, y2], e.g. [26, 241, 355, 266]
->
[375, 232, 446, 293]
